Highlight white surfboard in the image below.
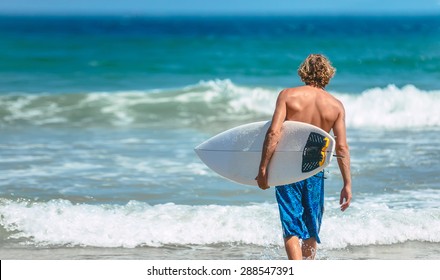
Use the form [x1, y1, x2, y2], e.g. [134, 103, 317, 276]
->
[194, 121, 335, 186]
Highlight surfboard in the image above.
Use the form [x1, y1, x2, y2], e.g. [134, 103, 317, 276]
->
[194, 121, 336, 186]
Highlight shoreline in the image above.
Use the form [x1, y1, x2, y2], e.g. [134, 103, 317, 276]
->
[1, 241, 438, 260]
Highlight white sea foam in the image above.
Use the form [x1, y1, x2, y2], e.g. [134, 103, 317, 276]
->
[74, 81, 440, 129]
[0, 199, 280, 248]
[1, 80, 439, 129]
[336, 84, 440, 129]
[321, 201, 440, 249]
[1, 195, 439, 249]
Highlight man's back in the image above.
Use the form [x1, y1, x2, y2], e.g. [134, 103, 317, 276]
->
[282, 85, 343, 133]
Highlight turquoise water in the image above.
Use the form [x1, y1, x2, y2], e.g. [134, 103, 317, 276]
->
[0, 15, 439, 260]
[1, 16, 439, 93]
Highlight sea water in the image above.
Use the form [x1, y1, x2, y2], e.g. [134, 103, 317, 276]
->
[0, 15, 439, 260]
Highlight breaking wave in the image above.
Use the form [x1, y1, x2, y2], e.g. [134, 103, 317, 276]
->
[1, 80, 439, 129]
[1, 192, 439, 249]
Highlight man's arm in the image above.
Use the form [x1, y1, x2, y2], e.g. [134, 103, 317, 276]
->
[256, 91, 287, 190]
[333, 103, 352, 211]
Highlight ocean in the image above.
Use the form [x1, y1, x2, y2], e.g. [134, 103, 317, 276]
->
[0, 15, 439, 260]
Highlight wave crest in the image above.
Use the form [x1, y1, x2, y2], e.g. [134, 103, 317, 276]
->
[1, 80, 439, 129]
[339, 84, 440, 129]
[1, 197, 439, 249]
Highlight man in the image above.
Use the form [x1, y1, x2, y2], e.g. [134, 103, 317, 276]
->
[256, 54, 352, 260]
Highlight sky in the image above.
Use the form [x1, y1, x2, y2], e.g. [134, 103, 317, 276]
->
[0, 0, 439, 15]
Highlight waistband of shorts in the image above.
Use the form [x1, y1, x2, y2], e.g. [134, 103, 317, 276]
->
[313, 170, 326, 179]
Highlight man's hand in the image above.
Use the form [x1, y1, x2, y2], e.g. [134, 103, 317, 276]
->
[255, 169, 270, 190]
[339, 186, 352, 211]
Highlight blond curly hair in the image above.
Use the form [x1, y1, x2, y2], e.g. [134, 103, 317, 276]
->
[298, 54, 336, 89]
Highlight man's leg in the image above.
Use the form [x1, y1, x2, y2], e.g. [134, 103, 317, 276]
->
[284, 236, 302, 260]
[301, 237, 317, 260]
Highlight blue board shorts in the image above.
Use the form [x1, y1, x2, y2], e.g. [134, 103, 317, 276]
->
[275, 171, 325, 243]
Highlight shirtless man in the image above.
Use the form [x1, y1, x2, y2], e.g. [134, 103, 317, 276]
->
[255, 54, 352, 260]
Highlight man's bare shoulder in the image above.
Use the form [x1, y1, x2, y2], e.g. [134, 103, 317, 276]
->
[278, 86, 309, 98]
[280, 86, 309, 93]
[325, 91, 345, 111]
[279, 86, 344, 110]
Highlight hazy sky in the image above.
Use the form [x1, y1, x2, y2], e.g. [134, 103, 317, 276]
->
[0, 0, 439, 15]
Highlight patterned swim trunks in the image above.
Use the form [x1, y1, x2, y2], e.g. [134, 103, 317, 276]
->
[275, 171, 325, 243]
